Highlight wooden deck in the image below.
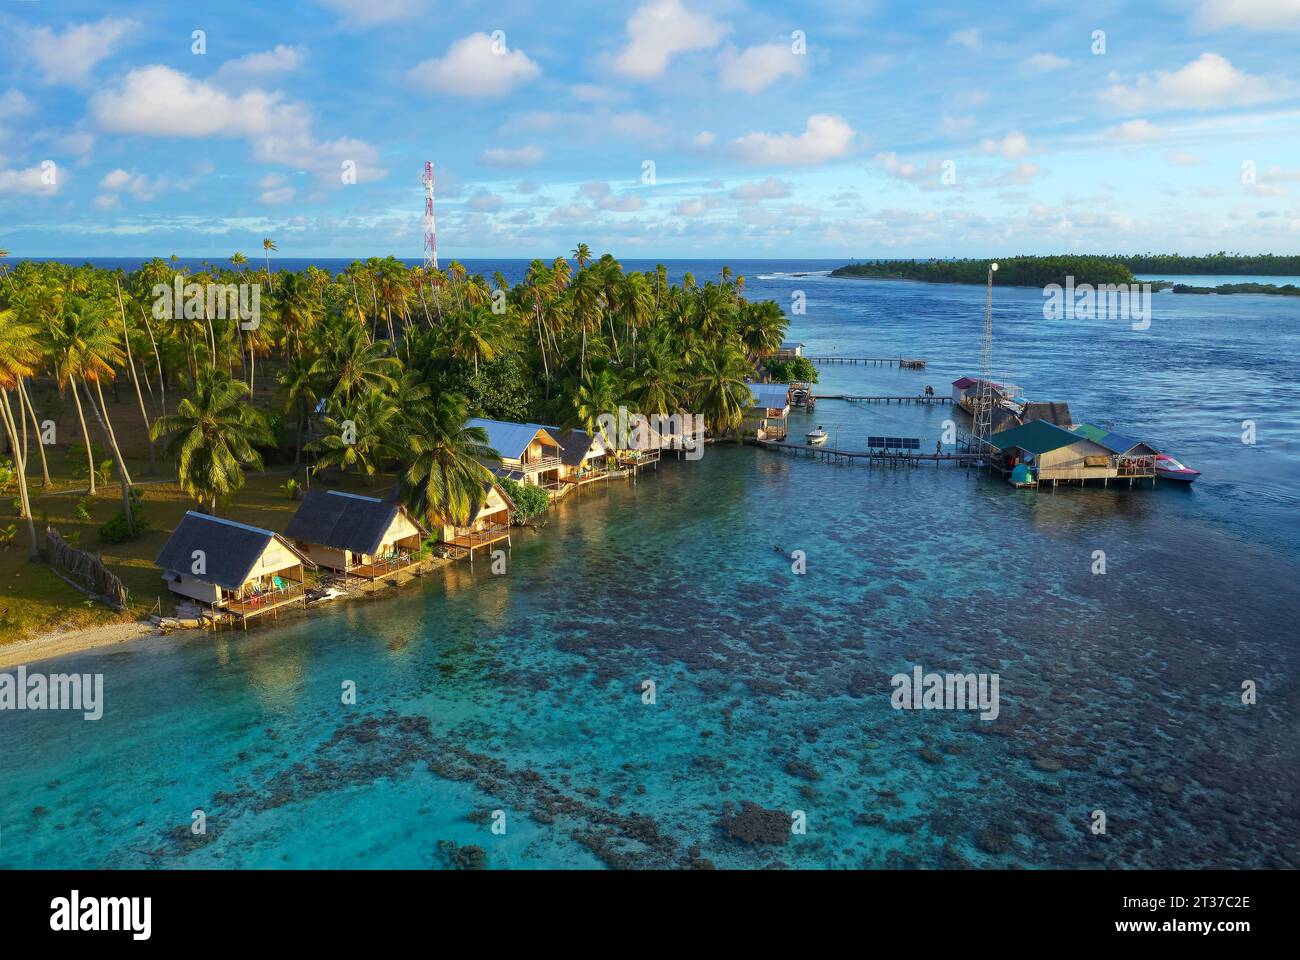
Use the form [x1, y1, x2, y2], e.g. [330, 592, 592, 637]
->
[349, 555, 419, 580]
[447, 523, 511, 553]
[222, 583, 307, 622]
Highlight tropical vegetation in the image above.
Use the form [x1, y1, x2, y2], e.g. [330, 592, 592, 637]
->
[0, 248, 789, 562]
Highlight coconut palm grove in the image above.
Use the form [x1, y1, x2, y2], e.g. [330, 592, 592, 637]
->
[0, 246, 786, 564]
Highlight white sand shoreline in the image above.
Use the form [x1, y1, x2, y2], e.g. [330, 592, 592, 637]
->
[0, 621, 163, 670]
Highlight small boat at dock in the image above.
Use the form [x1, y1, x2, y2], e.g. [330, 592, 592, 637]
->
[806, 427, 829, 446]
[1154, 454, 1200, 483]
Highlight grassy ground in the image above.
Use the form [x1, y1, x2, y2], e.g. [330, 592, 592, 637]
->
[1, 375, 397, 645]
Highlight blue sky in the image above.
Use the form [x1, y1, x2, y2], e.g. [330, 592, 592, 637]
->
[1, 0, 1298, 259]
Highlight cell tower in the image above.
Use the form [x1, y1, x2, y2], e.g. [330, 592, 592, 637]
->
[970, 261, 998, 458]
[422, 161, 438, 271]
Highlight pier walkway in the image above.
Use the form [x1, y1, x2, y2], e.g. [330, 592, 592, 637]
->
[755, 438, 982, 466]
[814, 394, 951, 405]
[807, 356, 925, 368]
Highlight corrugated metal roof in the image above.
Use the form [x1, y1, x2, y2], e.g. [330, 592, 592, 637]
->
[466, 418, 559, 461]
[1072, 422, 1106, 441]
[988, 419, 1096, 455]
[155, 512, 312, 591]
[748, 383, 790, 409]
[1022, 401, 1074, 428]
[780, 341, 804, 349]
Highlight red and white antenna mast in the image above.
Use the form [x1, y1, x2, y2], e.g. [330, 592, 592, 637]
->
[422, 160, 438, 271]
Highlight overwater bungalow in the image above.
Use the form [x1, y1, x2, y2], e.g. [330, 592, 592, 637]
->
[467, 418, 564, 491]
[283, 489, 427, 581]
[155, 512, 314, 624]
[438, 480, 516, 560]
[986, 420, 1154, 487]
[557, 429, 619, 487]
[744, 382, 792, 440]
[1072, 423, 1161, 472]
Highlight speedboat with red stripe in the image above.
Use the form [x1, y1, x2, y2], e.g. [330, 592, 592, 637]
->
[1155, 454, 1200, 483]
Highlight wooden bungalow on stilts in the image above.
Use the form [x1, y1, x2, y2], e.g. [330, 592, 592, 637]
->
[283, 489, 428, 582]
[438, 480, 516, 564]
[155, 512, 315, 628]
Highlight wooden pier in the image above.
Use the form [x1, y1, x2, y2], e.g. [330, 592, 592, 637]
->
[807, 356, 926, 369]
[755, 438, 982, 466]
[815, 394, 951, 405]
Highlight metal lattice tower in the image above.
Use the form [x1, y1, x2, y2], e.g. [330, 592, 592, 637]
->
[971, 262, 998, 457]
[422, 161, 438, 271]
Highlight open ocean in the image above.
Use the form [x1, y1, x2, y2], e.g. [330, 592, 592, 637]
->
[2, 259, 1298, 869]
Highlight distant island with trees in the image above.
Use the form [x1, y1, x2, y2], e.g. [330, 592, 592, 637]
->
[831, 254, 1300, 293]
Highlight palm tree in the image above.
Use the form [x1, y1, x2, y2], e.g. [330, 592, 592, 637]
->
[307, 390, 400, 481]
[571, 367, 621, 441]
[46, 297, 124, 495]
[311, 315, 401, 405]
[0, 306, 42, 556]
[571, 243, 593, 269]
[627, 337, 681, 416]
[399, 393, 500, 528]
[278, 352, 321, 475]
[150, 370, 271, 514]
[690, 342, 753, 438]
[262, 238, 278, 291]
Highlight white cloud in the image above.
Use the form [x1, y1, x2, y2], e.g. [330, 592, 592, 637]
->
[732, 114, 856, 166]
[613, 0, 730, 80]
[1106, 119, 1165, 141]
[1196, 0, 1300, 31]
[1024, 53, 1068, 71]
[468, 189, 503, 212]
[24, 17, 137, 85]
[979, 130, 1032, 158]
[729, 177, 791, 200]
[478, 144, 544, 168]
[0, 164, 59, 197]
[873, 152, 941, 183]
[90, 65, 383, 181]
[578, 181, 644, 211]
[1100, 53, 1286, 112]
[675, 196, 721, 216]
[408, 33, 540, 97]
[940, 115, 975, 135]
[312, 0, 426, 26]
[214, 45, 307, 86]
[947, 29, 980, 50]
[1166, 150, 1203, 165]
[718, 43, 805, 94]
[0, 90, 33, 120]
[251, 174, 294, 204]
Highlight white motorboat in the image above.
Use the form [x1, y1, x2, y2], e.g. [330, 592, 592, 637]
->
[806, 426, 829, 446]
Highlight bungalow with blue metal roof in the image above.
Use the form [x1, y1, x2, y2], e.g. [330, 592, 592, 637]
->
[466, 418, 564, 490]
[744, 382, 792, 440]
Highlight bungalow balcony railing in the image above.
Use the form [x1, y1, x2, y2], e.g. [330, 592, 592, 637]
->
[350, 552, 418, 578]
[222, 581, 305, 614]
[449, 522, 510, 547]
[515, 455, 562, 473]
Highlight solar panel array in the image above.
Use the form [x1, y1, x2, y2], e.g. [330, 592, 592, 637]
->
[867, 436, 922, 450]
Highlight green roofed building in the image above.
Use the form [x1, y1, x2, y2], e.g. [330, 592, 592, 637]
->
[987, 420, 1124, 485]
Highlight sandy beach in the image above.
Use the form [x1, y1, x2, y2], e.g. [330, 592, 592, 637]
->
[0, 620, 162, 670]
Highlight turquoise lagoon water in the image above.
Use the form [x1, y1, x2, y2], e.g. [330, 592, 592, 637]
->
[2, 263, 1298, 869]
